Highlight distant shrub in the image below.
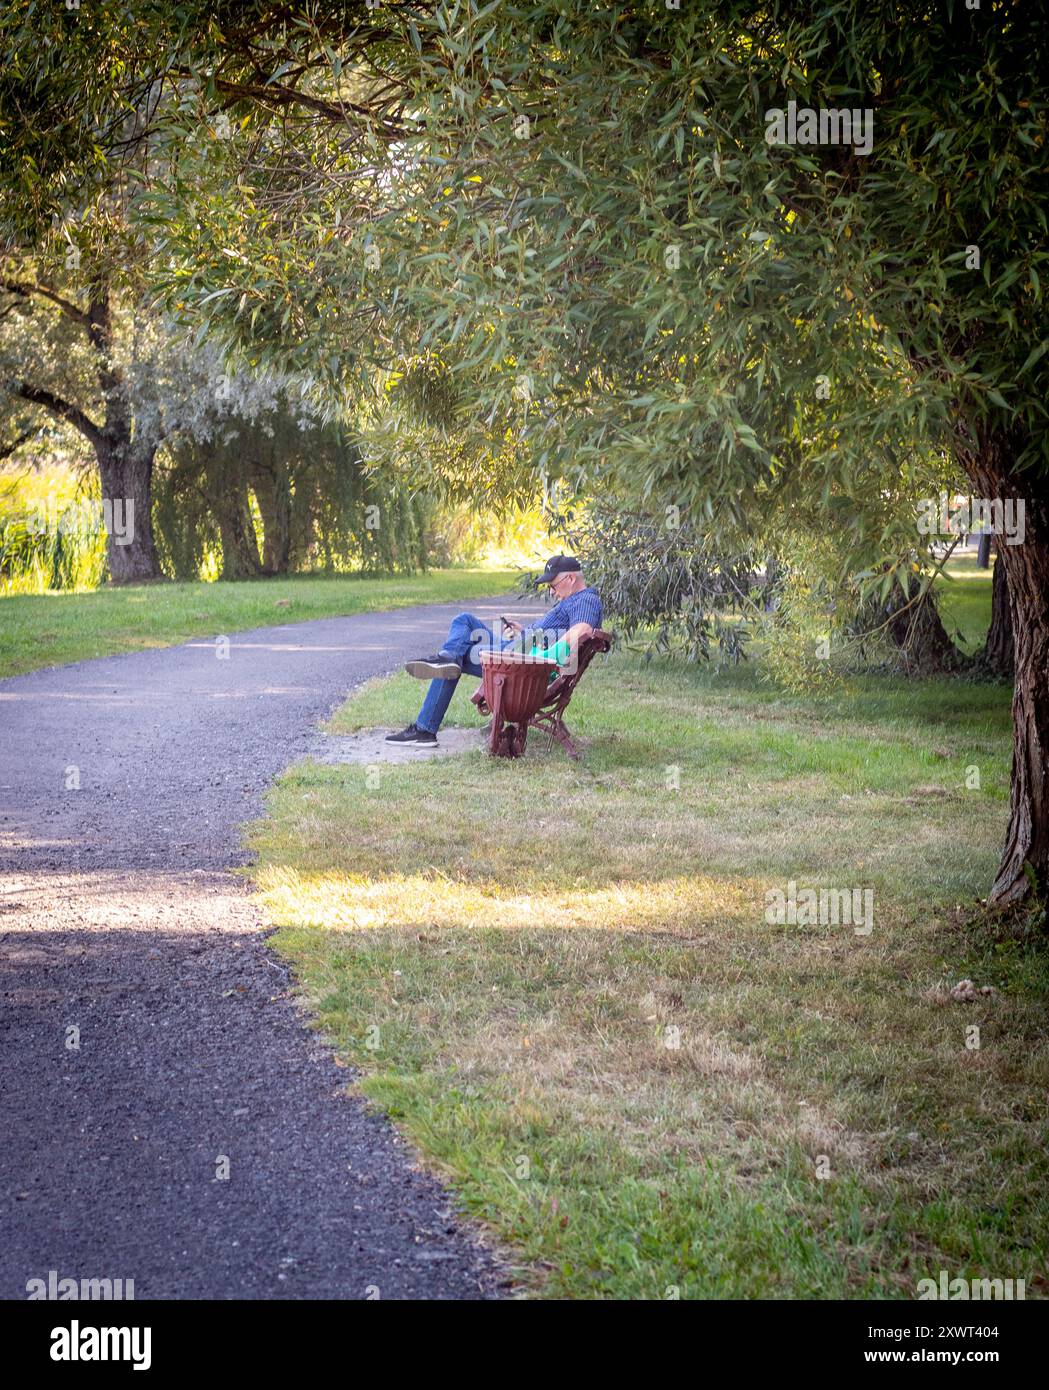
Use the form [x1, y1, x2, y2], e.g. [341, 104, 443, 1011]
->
[553, 500, 762, 664]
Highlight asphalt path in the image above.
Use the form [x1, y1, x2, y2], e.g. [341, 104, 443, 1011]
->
[0, 595, 539, 1300]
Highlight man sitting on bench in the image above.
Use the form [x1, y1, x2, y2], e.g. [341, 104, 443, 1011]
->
[386, 555, 603, 746]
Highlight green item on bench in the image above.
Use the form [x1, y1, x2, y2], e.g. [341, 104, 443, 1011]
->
[527, 636, 572, 665]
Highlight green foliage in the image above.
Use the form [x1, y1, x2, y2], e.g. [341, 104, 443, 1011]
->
[153, 415, 434, 581]
[64, 0, 1040, 558]
[373, 0, 1049, 495]
[758, 530, 869, 693]
[430, 499, 556, 569]
[8, 3, 1044, 560]
[150, 452, 221, 582]
[555, 499, 759, 664]
[6, 5, 1036, 598]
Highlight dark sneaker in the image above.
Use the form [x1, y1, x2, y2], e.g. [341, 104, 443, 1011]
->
[405, 653, 462, 680]
[384, 723, 438, 746]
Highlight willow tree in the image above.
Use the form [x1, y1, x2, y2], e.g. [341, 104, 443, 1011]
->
[0, 257, 168, 584]
[5, 2, 1045, 904]
[373, 0, 1049, 908]
[0, 1, 395, 579]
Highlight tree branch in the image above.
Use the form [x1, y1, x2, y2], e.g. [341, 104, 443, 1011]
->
[163, 65, 414, 138]
[12, 383, 103, 451]
[0, 279, 90, 328]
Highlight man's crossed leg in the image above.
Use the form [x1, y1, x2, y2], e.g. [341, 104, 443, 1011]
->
[385, 612, 512, 746]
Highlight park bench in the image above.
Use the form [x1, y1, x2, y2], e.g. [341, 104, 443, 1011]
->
[472, 629, 615, 759]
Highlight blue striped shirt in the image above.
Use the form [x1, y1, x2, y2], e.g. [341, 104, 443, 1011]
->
[528, 585, 603, 639]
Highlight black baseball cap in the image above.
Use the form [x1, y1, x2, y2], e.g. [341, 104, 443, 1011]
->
[537, 554, 582, 585]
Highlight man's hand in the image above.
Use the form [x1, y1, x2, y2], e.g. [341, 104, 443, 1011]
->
[500, 615, 523, 636]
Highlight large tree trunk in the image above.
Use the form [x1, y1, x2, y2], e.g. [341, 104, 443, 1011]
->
[960, 425, 1049, 907]
[252, 454, 292, 575]
[982, 547, 1015, 677]
[212, 486, 262, 580]
[91, 290, 162, 584]
[883, 573, 961, 674]
[201, 434, 263, 580]
[96, 437, 162, 584]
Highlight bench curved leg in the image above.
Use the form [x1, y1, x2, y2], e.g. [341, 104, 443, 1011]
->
[552, 717, 577, 761]
[539, 714, 578, 759]
[488, 675, 507, 757]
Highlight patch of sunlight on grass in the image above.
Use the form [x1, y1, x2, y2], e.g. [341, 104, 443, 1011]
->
[254, 865, 761, 933]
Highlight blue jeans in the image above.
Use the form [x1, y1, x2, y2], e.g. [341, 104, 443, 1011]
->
[416, 612, 514, 734]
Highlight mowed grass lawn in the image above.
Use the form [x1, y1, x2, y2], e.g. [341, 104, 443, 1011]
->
[0, 567, 517, 679]
[248, 562, 1049, 1299]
